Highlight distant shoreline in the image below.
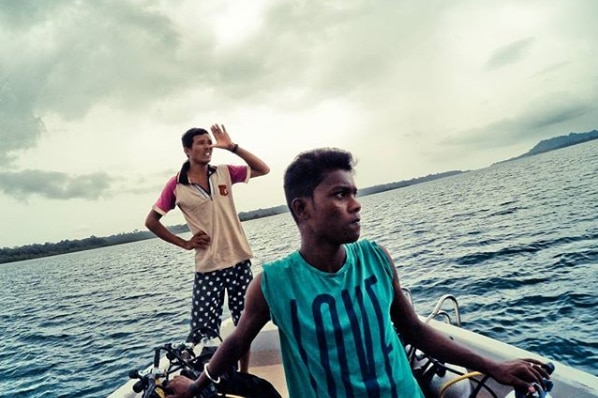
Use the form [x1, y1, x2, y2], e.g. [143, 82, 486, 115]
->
[0, 171, 463, 264]
[2, 130, 596, 264]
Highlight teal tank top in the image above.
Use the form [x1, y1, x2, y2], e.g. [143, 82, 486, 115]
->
[261, 239, 424, 398]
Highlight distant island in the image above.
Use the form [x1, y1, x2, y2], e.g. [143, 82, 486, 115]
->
[494, 129, 598, 164]
[1, 128, 597, 264]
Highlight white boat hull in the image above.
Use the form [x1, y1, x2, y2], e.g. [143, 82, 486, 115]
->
[425, 318, 598, 397]
[109, 318, 598, 398]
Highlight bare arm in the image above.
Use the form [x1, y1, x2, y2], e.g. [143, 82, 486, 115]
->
[210, 124, 270, 178]
[382, 246, 549, 393]
[232, 145, 270, 178]
[165, 274, 271, 398]
[145, 210, 210, 251]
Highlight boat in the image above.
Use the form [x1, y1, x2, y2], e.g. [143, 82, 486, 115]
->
[108, 292, 598, 398]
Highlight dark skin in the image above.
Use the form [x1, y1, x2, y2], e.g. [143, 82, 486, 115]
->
[145, 124, 270, 251]
[165, 169, 549, 398]
[145, 124, 269, 374]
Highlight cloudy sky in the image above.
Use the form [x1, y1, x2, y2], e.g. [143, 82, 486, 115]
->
[1, 0, 597, 248]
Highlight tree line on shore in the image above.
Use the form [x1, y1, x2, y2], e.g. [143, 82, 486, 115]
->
[3, 128, 596, 265]
[0, 171, 460, 264]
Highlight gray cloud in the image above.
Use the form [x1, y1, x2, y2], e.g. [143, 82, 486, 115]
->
[247, 2, 445, 100]
[485, 38, 535, 71]
[0, 81, 45, 165]
[1, 0, 419, 166]
[0, 1, 63, 27]
[0, 1, 196, 166]
[2, 0, 598, 170]
[0, 170, 114, 201]
[443, 94, 596, 148]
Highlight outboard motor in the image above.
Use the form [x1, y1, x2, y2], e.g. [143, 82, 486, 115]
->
[506, 362, 555, 398]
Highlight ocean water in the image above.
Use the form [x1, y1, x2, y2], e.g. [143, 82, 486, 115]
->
[1, 140, 597, 397]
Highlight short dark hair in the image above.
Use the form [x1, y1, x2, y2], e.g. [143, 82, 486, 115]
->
[181, 127, 209, 148]
[284, 148, 355, 220]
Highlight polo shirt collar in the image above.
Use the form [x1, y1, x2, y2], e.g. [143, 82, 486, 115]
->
[177, 161, 217, 185]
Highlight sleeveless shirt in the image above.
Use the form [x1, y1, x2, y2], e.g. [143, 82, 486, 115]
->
[261, 239, 424, 398]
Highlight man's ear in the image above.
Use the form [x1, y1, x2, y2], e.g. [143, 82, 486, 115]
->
[291, 198, 309, 221]
[183, 147, 191, 158]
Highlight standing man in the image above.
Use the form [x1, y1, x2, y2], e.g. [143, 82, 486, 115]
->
[145, 124, 269, 372]
[165, 148, 549, 398]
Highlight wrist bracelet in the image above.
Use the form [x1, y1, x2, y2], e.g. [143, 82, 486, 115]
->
[230, 143, 239, 153]
[203, 363, 221, 384]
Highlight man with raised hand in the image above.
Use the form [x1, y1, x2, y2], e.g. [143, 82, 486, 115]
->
[145, 124, 269, 373]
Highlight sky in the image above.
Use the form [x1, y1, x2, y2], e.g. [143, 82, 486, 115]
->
[1, 0, 597, 248]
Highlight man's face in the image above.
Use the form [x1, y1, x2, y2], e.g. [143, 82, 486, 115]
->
[307, 169, 361, 244]
[185, 134, 212, 164]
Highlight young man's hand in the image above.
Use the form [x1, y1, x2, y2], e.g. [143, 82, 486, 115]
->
[489, 358, 551, 393]
[185, 230, 210, 250]
[164, 375, 195, 398]
[210, 124, 234, 150]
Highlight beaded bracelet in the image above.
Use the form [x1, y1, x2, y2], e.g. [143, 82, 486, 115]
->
[203, 363, 221, 384]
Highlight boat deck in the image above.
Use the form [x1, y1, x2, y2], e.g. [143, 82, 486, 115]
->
[109, 318, 598, 398]
[246, 322, 288, 397]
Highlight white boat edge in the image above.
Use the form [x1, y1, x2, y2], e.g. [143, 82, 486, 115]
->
[108, 317, 598, 398]
[426, 318, 598, 397]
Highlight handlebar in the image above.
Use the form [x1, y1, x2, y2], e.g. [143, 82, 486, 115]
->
[514, 362, 555, 398]
[128, 334, 224, 398]
[129, 345, 169, 396]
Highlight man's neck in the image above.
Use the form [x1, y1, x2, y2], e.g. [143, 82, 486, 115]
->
[299, 242, 346, 273]
[185, 161, 211, 187]
[188, 160, 209, 171]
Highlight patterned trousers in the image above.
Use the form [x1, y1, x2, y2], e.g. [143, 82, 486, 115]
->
[187, 260, 253, 343]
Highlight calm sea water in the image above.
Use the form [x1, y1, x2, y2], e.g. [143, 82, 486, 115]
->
[1, 141, 597, 397]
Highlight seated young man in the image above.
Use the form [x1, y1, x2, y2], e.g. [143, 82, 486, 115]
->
[165, 148, 550, 398]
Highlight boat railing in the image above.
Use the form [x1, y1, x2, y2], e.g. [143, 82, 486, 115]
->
[402, 287, 414, 306]
[424, 294, 462, 327]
